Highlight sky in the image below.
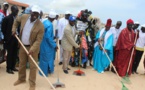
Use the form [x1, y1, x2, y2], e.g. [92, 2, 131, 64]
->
[15, 0, 145, 28]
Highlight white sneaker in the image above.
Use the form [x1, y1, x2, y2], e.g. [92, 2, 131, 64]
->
[100, 71, 104, 74]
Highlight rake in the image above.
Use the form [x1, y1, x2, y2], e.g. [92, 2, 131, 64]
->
[123, 31, 138, 83]
[53, 40, 65, 88]
[15, 35, 56, 90]
[100, 43, 128, 90]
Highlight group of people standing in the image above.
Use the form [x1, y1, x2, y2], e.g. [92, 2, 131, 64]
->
[93, 18, 145, 78]
[0, 2, 86, 90]
[0, 2, 145, 90]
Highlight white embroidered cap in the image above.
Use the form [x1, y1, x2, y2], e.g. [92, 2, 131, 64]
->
[141, 24, 145, 28]
[31, 5, 41, 14]
[48, 11, 57, 18]
[134, 21, 140, 25]
[3, 2, 8, 5]
[65, 11, 71, 14]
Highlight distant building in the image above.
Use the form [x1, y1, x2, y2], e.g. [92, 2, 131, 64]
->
[0, 0, 29, 14]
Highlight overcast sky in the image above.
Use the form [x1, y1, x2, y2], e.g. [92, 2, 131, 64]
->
[15, 0, 145, 28]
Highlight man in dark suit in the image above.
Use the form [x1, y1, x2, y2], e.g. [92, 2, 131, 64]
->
[2, 5, 19, 74]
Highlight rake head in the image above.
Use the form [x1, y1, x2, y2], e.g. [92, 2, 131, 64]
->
[121, 82, 128, 90]
[53, 81, 65, 88]
[73, 70, 85, 76]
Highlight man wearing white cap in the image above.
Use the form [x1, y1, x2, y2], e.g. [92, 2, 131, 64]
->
[12, 5, 44, 90]
[132, 24, 145, 74]
[2, 2, 9, 16]
[39, 11, 58, 76]
[58, 11, 71, 65]
[132, 21, 140, 32]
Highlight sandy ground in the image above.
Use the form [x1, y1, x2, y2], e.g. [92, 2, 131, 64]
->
[0, 55, 145, 90]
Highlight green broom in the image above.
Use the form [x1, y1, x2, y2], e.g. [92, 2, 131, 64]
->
[123, 31, 138, 84]
[99, 43, 128, 90]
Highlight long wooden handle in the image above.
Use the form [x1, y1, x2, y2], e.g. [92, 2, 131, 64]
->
[15, 35, 56, 90]
[100, 43, 122, 81]
[127, 32, 138, 73]
[56, 39, 60, 81]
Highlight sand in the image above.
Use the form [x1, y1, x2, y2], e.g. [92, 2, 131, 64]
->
[0, 55, 145, 90]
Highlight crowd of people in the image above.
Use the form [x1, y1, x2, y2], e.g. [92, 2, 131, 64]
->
[0, 2, 145, 90]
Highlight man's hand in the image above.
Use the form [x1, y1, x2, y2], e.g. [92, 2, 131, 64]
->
[98, 38, 101, 43]
[136, 29, 139, 33]
[55, 46, 58, 51]
[104, 50, 108, 53]
[12, 32, 16, 36]
[28, 50, 33, 55]
[76, 44, 81, 49]
[79, 31, 85, 35]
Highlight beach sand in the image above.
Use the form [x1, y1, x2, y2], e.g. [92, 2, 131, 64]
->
[0, 55, 145, 90]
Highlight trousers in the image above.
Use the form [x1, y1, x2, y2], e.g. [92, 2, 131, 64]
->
[18, 46, 38, 87]
[62, 49, 71, 70]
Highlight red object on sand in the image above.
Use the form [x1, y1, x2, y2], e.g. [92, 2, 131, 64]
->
[73, 69, 85, 76]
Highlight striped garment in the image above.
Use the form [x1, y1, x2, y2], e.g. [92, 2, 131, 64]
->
[81, 35, 88, 50]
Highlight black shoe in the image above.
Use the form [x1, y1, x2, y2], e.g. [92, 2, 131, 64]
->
[83, 63, 86, 69]
[67, 68, 71, 70]
[111, 68, 116, 74]
[63, 70, 68, 74]
[7, 69, 14, 74]
[12, 68, 18, 72]
[135, 71, 138, 74]
[71, 63, 76, 67]
[90, 63, 93, 67]
[83, 65, 86, 69]
[59, 62, 62, 65]
[105, 67, 110, 71]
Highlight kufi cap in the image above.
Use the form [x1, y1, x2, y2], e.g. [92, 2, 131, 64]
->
[49, 11, 57, 18]
[31, 5, 41, 14]
[3, 2, 8, 5]
[69, 16, 76, 22]
[105, 19, 112, 27]
[134, 21, 140, 25]
[127, 19, 134, 24]
[65, 11, 71, 14]
[141, 24, 145, 28]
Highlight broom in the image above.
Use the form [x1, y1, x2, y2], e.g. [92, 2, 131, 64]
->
[123, 31, 138, 83]
[15, 35, 56, 90]
[99, 43, 128, 90]
[53, 39, 65, 88]
[73, 34, 85, 76]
